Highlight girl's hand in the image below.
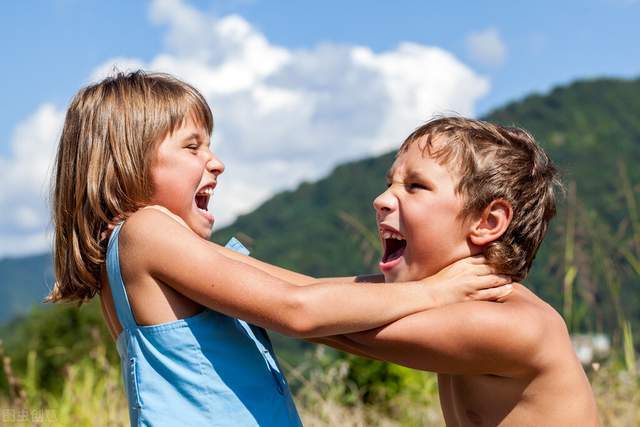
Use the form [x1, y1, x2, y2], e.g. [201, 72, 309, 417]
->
[426, 255, 512, 307]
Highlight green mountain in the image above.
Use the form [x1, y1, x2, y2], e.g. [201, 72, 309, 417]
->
[1, 77, 639, 340]
[0, 254, 53, 323]
[215, 153, 392, 277]
[214, 77, 640, 337]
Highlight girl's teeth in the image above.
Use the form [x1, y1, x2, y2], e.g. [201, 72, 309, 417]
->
[197, 187, 214, 196]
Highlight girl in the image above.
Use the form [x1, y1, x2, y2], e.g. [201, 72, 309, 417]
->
[47, 71, 511, 426]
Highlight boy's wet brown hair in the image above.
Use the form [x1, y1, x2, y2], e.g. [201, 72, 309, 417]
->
[399, 116, 561, 281]
[47, 70, 213, 303]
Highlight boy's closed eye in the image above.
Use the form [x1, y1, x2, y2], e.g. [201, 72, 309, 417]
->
[407, 182, 428, 191]
[384, 180, 429, 191]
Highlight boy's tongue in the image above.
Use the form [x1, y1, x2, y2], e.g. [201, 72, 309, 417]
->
[380, 239, 406, 271]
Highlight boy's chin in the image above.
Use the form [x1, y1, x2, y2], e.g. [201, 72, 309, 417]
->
[383, 264, 433, 283]
[383, 269, 410, 283]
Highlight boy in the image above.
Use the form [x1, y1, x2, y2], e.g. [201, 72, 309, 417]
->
[318, 117, 600, 426]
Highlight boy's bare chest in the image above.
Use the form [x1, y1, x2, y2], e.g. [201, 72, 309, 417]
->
[437, 370, 599, 427]
[437, 373, 531, 426]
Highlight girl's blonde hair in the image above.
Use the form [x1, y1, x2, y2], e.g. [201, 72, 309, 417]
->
[47, 71, 213, 303]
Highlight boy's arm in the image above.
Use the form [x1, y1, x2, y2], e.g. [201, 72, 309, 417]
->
[306, 337, 384, 360]
[317, 294, 564, 376]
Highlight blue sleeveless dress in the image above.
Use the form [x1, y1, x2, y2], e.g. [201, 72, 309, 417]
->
[106, 223, 302, 426]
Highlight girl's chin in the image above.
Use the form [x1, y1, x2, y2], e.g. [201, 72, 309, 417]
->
[194, 220, 213, 238]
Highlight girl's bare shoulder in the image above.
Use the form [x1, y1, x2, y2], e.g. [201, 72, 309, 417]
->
[120, 206, 189, 244]
[117, 206, 198, 271]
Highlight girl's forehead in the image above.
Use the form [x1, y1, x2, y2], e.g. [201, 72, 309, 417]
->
[180, 113, 210, 133]
[169, 117, 210, 139]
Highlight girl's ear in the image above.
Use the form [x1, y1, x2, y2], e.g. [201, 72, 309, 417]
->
[468, 199, 513, 246]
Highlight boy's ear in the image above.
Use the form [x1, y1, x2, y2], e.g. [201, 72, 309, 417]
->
[467, 199, 513, 246]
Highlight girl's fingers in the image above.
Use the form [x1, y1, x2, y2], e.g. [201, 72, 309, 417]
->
[471, 284, 513, 301]
[466, 255, 487, 265]
[468, 264, 494, 276]
[473, 274, 511, 289]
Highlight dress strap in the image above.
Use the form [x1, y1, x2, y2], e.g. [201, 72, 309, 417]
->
[223, 238, 287, 392]
[105, 222, 137, 331]
[225, 237, 250, 255]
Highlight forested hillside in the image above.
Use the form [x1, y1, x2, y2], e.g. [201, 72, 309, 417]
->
[215, 77, 640, 338]
[0, 254, 52, 322]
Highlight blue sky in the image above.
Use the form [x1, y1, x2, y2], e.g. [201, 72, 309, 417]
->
[2, 0, 639, 149]
[0, 0, 638, 257]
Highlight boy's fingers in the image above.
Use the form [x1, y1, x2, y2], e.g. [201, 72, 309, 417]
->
[472, 284, 513, 300]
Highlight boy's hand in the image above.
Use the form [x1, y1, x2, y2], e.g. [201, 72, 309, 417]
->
[426, 255, 512, 306]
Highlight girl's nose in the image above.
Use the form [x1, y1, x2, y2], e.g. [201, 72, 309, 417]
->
[207, 152, 225, 176]
[373, 188, 397, 213]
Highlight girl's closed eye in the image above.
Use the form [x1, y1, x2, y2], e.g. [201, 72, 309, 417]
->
[186, 143, 200, 153]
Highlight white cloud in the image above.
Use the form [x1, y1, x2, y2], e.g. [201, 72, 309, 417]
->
[0, 104, 63, 256]
[465, 28, 507, 68]
[0, 0, 490, 257]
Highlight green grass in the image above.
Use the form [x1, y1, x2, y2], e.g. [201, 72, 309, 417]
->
[1, 339, 639, 426]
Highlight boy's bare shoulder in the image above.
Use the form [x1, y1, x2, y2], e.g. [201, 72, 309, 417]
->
[500, 283, 567, 331]
[491, 283, 569, 368]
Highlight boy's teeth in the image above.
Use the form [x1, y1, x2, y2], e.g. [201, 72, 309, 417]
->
[381, 230, 404, 240]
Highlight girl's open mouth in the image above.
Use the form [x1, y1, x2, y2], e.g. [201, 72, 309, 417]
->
[195, 186, 214, 223]
[379, 229, 407, 271]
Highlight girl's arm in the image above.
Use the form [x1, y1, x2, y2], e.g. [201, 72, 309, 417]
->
[122, 208, 510, 338]
[216, 238, 508, 307]
[213, 242, 384, 285]
[112, 205, 372, 285]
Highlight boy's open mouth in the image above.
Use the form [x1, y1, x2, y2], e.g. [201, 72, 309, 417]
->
[382, 237, 407, 262]
[380, 228, 406, 271]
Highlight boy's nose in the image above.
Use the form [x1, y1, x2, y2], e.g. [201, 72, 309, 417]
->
[373, 188, 397, 213]
[207, 152, 225, 176]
